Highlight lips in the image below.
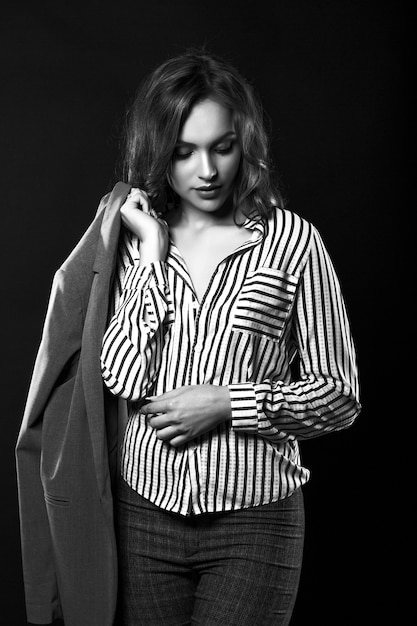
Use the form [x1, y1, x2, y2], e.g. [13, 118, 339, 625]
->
[195, 184, 221, 191]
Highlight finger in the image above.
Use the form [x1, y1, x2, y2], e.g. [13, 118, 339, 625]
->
[147, 414, 170, 430]
[125, 188, 152, 212]
[125, 188, 145, 202]
[135, 189, 152, 212]
[129, 187, 149, 198]
[148, 416, 189, 446]
[154, 425, 179, 442]
[168, 435, 187, 448]
[141, 400, 166, 415]
[141, 391, 178, 414]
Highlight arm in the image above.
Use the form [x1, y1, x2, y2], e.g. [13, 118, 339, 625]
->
[101, 260, 169, 400]
[100, 188, 170, 401]
[229, 227, 361, 442]
[142, 227, 360, 448]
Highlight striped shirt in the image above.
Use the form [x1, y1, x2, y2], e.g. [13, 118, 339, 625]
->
[101, 207, 361, 516]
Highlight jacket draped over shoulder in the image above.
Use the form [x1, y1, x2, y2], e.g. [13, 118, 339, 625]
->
[15, 182, 131, 626]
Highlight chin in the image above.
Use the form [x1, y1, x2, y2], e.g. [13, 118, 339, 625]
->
[197, 193, 234, 212]
[198, 200, 226, 211]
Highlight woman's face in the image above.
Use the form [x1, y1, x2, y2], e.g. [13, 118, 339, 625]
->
[169, 98, 242, 216]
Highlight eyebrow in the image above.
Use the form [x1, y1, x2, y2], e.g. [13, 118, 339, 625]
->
[175, 130, 236, 147]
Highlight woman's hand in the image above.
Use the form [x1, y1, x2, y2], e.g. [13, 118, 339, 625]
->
[120, 188, 169, 264]
[141, 385, 232, 447]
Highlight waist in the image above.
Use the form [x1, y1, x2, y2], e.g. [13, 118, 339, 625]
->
[120, 414, 310, 517]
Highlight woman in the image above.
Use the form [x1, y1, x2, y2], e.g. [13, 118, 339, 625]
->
[100, 49, 361, 625]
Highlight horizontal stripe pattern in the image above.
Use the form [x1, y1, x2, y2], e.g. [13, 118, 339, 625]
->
[101, 208, 361, 516]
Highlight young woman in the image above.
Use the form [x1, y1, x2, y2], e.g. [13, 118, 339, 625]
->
[16, 47, 360, 626]
[99, 49, 361, 625]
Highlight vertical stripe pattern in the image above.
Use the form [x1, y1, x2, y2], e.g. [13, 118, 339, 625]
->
[101, 208, 361, 516]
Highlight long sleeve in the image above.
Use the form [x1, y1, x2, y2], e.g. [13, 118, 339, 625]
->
[229, 227, 361, 442]
[100, 260, 169, 401]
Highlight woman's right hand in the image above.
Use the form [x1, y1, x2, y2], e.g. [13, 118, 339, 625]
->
[120, 188, 169, 265]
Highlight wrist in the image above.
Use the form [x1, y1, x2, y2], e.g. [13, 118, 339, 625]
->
[139, 240, 167, 265]
[216, 385, 232, 422]
[139, 252, 165, 266]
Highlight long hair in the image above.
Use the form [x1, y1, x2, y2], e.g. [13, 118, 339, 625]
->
[121, 48, 284, 218]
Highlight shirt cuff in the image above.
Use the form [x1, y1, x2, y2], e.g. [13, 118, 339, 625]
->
[149, 261, 168, 288]
[124, 261, 167, 291]
[228, 383, 259, 432]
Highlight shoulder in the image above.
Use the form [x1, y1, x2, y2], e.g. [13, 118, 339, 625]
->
[263, 207, 322, 275]
[270, 206, 313, 234]
[268, 206, 316, 249]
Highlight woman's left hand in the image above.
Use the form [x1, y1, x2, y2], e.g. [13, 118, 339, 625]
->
[141, 385, 232, 447]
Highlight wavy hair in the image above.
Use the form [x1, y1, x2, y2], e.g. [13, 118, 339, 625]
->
[121, 48, 284, 218]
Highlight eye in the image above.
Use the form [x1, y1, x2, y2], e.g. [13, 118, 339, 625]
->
[173, 150, 193, 160]
[214, 142, 233, 154]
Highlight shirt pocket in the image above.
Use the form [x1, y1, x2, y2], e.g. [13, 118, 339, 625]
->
[232, 267, 299, 342]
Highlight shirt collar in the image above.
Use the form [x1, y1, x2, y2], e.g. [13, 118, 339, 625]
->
[242, 209, 265, 240]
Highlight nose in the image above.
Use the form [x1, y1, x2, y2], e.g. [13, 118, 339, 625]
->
[198, 151, 217, 181]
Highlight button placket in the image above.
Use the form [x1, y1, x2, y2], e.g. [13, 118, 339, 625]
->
[188, 295, 211, 385]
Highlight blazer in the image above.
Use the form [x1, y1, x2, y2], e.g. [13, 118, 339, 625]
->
[15, 181, 131, 626]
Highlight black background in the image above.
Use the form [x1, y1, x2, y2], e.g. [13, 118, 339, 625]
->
[1, 1, 407, 624]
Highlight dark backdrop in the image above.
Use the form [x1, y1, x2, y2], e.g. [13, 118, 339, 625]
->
[1, 1, 406, 624]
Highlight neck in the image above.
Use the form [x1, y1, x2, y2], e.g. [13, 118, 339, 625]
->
[171, 198, 245, 232]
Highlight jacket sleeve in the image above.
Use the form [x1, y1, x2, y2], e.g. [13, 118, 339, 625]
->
[229, 227, 361, 442]
[15, 267, 84, 624]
